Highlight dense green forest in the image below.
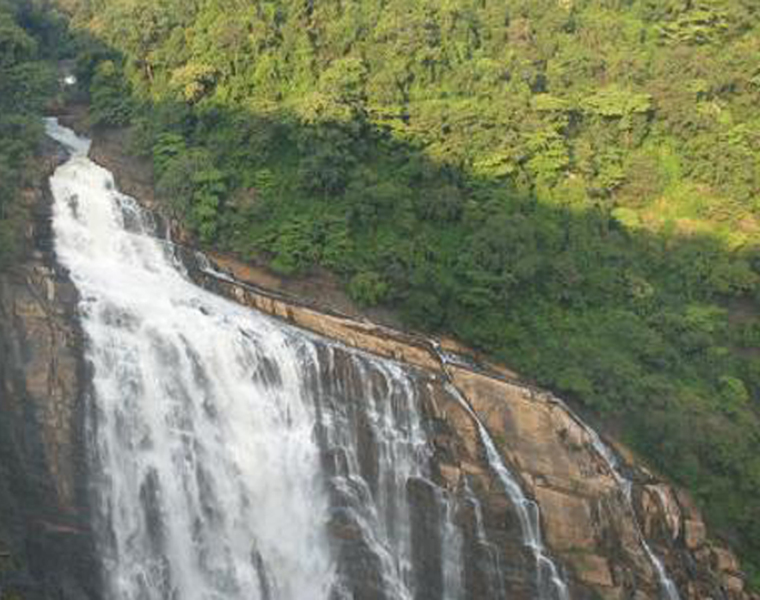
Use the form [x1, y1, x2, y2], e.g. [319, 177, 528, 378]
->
[51, 0, 760, 586]
[0, 0, 58, 266]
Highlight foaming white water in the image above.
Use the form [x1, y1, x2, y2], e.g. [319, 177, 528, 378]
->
[308, 346, 463, 599]
[46, 118, 334, 600]
[45, 118, 470, 600]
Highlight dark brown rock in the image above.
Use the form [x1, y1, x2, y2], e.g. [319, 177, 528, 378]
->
[0, 139, 99, 599]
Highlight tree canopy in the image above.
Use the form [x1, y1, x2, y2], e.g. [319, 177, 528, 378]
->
[0, 0, 57, 266]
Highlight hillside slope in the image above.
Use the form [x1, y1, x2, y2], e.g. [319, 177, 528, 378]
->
[52, 0, 760, 586]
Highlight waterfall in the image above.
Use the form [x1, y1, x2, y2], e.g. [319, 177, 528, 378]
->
[46, 117, 592, 599]
[46, 118, 335, 599]
[45, 118, 474, 600]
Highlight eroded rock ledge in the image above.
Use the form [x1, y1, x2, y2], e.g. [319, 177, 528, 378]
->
[73, 111, 759, 600]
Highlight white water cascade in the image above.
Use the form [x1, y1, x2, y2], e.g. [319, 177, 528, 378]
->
[45, 117, 578, 600]
[46, 118, 335, 600]
[45, 118, 474, 600]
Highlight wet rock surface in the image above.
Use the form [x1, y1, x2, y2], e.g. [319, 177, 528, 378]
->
[0, 145, 99, 599]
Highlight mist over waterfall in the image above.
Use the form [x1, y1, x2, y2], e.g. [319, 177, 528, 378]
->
[45, 118, 576, 600]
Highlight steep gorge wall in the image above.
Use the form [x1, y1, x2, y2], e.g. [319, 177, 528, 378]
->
[0, 143, 98, 599]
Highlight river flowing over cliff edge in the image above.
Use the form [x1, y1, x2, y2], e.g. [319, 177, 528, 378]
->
[0, 117, 752, 600]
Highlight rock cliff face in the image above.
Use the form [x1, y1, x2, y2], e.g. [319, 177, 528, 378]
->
[180, 248, 757, 600]
[0, 144, 99, 599]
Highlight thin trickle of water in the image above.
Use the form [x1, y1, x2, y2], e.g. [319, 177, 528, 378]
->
[45, 118, 467, 600]
[432, 327, 678, 600]
[444, 383, 570, 600]
[571, 406, 681, 600]
[427, 339, 569, 600]
[461, 480, 507, 600]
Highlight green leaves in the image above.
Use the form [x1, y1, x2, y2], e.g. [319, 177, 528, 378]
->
[318, 57, 367, 106]
[718, 375, 750, 416]
[523, 128, 570, 187]
[0, 8, 36, 67]
[90, 59, 132, 125]
[658, 3, 731, 45]
[154, 142, 226, 243]
[170, 62, 218, 103]
[0, 0, 55, 270]
[348, 271, 388, 306]
[581, 87, 653, 120]
[152, 132, 186, 175]
[191, 166, 225, 243]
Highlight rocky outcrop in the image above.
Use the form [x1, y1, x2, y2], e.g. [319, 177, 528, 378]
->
[636, 484, 756, 600]
[447, 367, 639, 595]
[0, 142, 98, 599]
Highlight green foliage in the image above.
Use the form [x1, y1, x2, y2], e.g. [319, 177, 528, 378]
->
[718, 376, 749, 416]
[156, 146, 226, 243]
[0, 0, 56, 269]
[190, 166, 225, 243]
[658, 3, 731, 45]
[66, 0, 760, 584]
[0, 219, 19, 268]
[153, 132, 186, 175]
[582, 88, 653, 120]
[349, 271, 388, 307]
[268, 217, 318, 275]
[90, 59, 132, 126]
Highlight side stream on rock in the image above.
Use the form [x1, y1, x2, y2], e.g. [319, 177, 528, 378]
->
[445, 382, 570, 600]
[561, 401, 681, 600]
